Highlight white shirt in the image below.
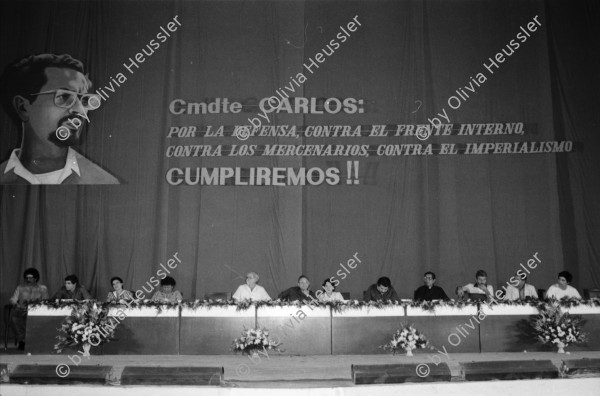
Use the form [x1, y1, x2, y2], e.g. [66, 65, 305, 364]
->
[232, 284, 271, 301]
[4, 148, 80, 184]
[546, 284, 581, 299]
[318, 291, 345, 302]
[463, 283, 494, 295]
[504, 284, 538, 301]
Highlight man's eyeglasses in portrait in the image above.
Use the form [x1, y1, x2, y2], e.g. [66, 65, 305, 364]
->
[29, 89, 101, 110]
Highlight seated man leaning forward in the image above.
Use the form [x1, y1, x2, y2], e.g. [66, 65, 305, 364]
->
[457, 270, 494, 302]
[504, 273, 538, 301]
[0, 53, 119, 184]
[278, 275, 316, 303]
[364, 276, 400, 302]
[52, 274, 92, 300]
[233, 272, 271, 302]
[413, 271, 450, 301]
[546, 271, 582, 300]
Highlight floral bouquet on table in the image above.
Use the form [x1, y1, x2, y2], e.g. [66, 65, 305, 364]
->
[380, 324, 429, 356]
[231, 327, 283, 357]
[54, 301, 117, 356]
[532, 303, 587, 353]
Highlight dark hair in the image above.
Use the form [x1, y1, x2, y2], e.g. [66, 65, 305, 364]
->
[0, 54, 88, 127]
[517, 272, 527, 282]
[558, 271, 573, 283]
[377, 277, 391, 287]
[23, 268, 40, 281]
[424, 271, 436, 279]
[65, 274, 79, 284]
[161, 276, 176, 286]
[475, 270, 487, 278]
[298, 275, 309, 283]
[322, 278, 335, 290]
[110, 276, 123, 285]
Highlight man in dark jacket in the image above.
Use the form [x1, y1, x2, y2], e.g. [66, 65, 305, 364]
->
[278, 275, 316, 303]
[52, 274, 92, 300]
[364, 276, 400, 302]
[413, 271, 450, 301]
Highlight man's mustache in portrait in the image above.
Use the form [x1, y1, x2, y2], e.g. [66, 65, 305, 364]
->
[47, 114, 86, 147]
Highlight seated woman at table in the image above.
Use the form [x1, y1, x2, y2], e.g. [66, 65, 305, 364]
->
[233, 272, 271, 302]
[151, 276, 183, 303]
[364, 276, 400, 302]
[456, 270, 494, 302]
[51, 274, 92, 300]
[503, 273, 538, 301]
[106, 276, 134, 303]
[317, 278, 345, 302]
[546, 271, 582, 300]
[278, 275, 316, 303]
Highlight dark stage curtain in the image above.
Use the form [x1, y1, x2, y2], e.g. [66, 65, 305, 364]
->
[545, 0, 600, 288]
[1, 0, 598, 319]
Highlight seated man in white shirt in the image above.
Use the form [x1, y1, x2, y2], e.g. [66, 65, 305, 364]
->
[504, 273, 538, 301]
[457, 269, 494, 302]
[0, 53, 119, 184]
[232, 272, 271, 302]
[546, 270, 582, 300]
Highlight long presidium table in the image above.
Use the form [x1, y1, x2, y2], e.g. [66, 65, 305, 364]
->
[25, 303, 600, 355]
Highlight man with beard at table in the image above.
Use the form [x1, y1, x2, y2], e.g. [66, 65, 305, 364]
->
[0, 53, 118, 184]
[364, 276, 400, 302]
[9, 268, 49, 350]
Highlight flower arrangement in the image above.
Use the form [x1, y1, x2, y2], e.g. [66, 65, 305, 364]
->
[231, 327, 283, 356]
[532, 303, 587, 353]
[380, 324, 429, 356]
[54, 301, 117, 354]
[322, 299, 404, 313]
[547, 297, 600, 308]
[406, 299, 476, 312]
[29, 298, 599, 313]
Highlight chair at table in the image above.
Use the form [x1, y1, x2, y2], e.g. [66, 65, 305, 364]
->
[3, 304, 17, 350]
[341, 292, 351, 300]
[537, 289, 546, 300]
[583, 289, 600, 299]
[204, 292, 232, 301]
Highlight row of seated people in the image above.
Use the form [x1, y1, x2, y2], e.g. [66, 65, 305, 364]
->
[9, 267, 585, 350]
[9, 268, 585, 308]
[234, 270, 583, 303]
[8, 271, 183, 350]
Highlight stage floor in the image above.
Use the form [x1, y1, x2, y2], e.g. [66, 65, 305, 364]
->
[2, 350, 600, 385]
[2, 351, 600, 396]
